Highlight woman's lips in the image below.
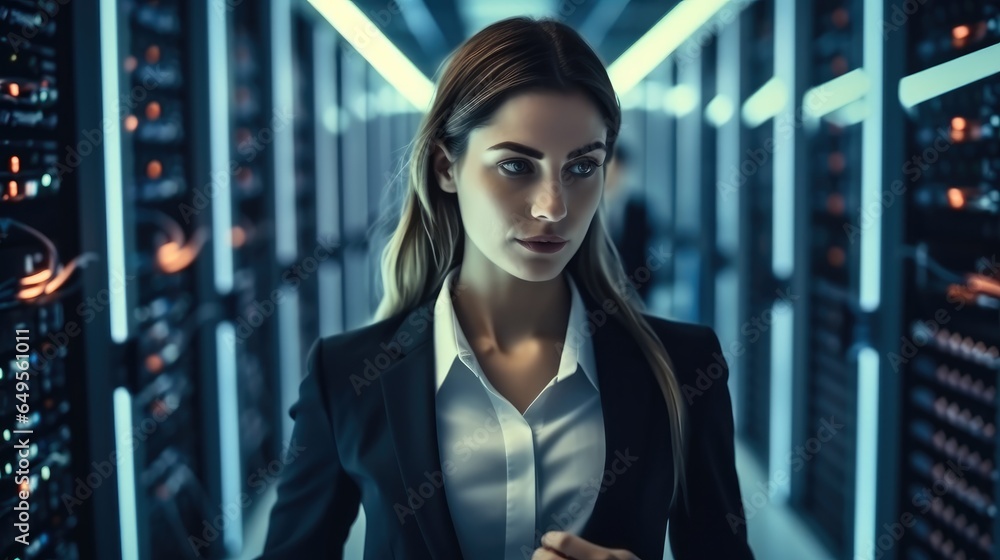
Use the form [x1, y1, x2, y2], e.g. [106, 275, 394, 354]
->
[516, 239, 568, 253]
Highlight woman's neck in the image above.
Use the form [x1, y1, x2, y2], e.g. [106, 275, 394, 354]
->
[450, 261, 571, 353]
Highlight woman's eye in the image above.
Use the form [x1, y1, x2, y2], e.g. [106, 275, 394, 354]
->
[498, 160, 531, 176]
[497, 159, 599, 178]
[568, 159, 598, 177]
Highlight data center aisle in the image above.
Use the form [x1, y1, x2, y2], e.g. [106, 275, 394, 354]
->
[722, 440, 835, 560]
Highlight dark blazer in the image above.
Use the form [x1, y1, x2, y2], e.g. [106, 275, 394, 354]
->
[257, 289, 754, 560]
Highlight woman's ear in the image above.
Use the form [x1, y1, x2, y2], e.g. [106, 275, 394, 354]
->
[432, 142, 457, 194]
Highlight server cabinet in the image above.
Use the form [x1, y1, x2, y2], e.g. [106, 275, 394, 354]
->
[1, 1, 85, 558]
[891, 2, 1000, 559]
[796, 1, 863, 555]
[736, 0, 776, 466]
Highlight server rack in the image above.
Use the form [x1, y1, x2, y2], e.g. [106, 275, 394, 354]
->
[796, 1, 862, 555]
[736, 0, 776, 465]
[365, 66, 391, 315]
[205, 1, 289, 557]
[0, 1, 85, 558]
[340, 41, 372, 330]
[892, 2, 1000, 559]
[290, 11, 322, 397]
[671, 36, 715, 325]
[109, 1, 233, 558]
[229, 0, 277, 502]
[313, 25, 345, 339]
[3, 1, 395, 558]
[713, 9, 744, 433]
[696, 37, 719, 327]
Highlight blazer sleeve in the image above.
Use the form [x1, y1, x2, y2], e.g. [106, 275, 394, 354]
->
[668, 327, 755, 559]
[258, 338, 362, 559]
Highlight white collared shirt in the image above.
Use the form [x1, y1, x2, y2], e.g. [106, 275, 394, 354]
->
[433, 267, 606, 560]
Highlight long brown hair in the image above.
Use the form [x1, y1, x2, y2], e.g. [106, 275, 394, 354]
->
[371, 16, 689, 512]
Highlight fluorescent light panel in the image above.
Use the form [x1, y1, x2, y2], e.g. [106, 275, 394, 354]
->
[854, 347, 880, 559]
[308, 0, 434, 110]
[216, 322, 242, 554]
[899, 42, 1000, 109]
[741, 76, 787, 128]
[100, 0, 128, 343]
[705, 94, 734, 127]
[279, 288, 302, 444]
[272, 0, 297, 263]
[309, 0, 749, 112]
[608, 0, 735, 95]
[802, 68, 870, 120]
[826, 98, 869, 127]
[209, 0, 234, 295]
[113, 387, 139, 560]
[771, 0, 794, 279]
[860, 0, 884, 311]
[768, 300, 793, 502]
[663, 84, 698, 116]
[715, 21, 740, 254]
[714, 269, 740, 426]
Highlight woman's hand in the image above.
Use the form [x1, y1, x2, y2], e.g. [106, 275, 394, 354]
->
[531, 531, 641, 560]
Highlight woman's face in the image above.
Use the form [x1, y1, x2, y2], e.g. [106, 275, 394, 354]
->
[434, 90, 608, 282]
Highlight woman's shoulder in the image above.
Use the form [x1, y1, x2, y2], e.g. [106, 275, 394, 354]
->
[637, 313, 729, 389]
[308, 306, 429, 395]
[315, 312, 408, 356]
[639, 312, 721, 353]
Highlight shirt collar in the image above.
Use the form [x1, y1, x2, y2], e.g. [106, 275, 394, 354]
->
[433, 267, 599, 394]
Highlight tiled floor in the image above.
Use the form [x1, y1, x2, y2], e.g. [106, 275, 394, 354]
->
[239, 437, 834, 560]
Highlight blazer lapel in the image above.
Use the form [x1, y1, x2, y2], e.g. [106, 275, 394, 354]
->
[577, 295, 661, 545]
[379, 299, 465, 560]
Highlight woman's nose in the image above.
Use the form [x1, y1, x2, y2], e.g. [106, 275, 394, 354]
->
[529, 183, 568, 222]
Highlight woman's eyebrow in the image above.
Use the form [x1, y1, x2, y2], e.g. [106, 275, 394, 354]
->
[487, 141, 607, 159]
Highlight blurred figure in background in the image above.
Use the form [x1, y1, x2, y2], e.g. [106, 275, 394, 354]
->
[603, 143, 653, 302]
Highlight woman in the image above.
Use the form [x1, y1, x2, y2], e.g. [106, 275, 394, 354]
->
[259, 16, 754, 560]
